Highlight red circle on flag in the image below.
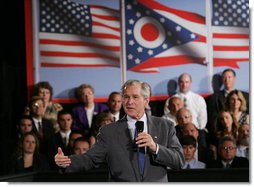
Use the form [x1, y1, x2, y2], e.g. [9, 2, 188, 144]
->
[141, 23, 159, 41]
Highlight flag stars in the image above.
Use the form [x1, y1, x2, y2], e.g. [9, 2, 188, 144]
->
[129, 19, 135, 25]
[160, 17, 165, 23]
[162, 43, 168, 49]
[128, 54, 133, 60]
[176, 40, 181, 45]
[129, 40, 135, 46]
[190, 33, 196, 39]
[127, 29, 132, 35]
[148, 50, 153, 55]
[176, 25, 182, 32]
[126, 4, 132, 10]
[137, 47, 143, 53]
[136, 12, 141, 17]
[135, 58, 141, 64]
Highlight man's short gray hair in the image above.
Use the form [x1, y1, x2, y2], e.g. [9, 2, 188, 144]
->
[121, 80, 151, 99]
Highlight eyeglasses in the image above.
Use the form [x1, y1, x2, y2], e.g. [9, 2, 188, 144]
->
[221, 146, 235, 151]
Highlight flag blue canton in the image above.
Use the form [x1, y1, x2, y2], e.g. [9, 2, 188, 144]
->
[40, 0, 92, 36]
[125, 0, 199, 70]
[212, 0, 249, 27]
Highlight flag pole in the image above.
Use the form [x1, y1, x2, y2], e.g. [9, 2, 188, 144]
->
[120, 0, 127, 85]
[32, 0, 40, 83]
[206, 0, 214, 93]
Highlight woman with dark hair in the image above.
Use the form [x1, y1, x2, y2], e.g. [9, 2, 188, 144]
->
[9, 132, 51, 174]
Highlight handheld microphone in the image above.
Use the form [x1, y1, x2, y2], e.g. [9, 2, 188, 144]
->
[135, 121, 144, 133]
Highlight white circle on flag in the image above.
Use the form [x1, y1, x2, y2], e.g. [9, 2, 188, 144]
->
[134, 16, 165, 49]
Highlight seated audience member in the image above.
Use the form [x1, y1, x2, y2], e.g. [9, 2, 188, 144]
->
[16, 115, 33, 138]
[236, 123, 249, 159]
[54, 110, 73, 155]
[179, 135, 206, 169]
[209, 110, 239, 160]
[175, 108, 193, 138]
[9, 132, 51, 174]
[207, 136, 249, 169]
[72, 137, 90, 155]
[206, 68, 249, 135]
[224, 90, 249, 125]
[106, 91, 125, 122]
[28, 96, 56, 168]
[90, 112, 114, 147]
[67, 130, 84, 155]
[31, 81, 63, 133]
[72, 83, 109, 138]
[182, 122, 213, 164]
[162, 96, 184, 126]
[164, 73, 207, 130]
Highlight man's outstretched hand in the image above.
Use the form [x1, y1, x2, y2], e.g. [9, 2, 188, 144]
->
[54, 147, 72, 168]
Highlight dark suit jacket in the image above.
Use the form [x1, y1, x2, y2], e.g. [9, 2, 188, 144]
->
[65, 114, 184, 182]
[207, 156, 249, 169]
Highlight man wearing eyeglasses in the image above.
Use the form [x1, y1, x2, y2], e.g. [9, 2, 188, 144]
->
[207, 136, 249, 169]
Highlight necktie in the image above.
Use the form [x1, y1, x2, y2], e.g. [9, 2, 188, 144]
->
[38, 122, 43, 137]
[186, 163, 191, 169]
[225, 163, 231, 168]
[134, 121, 145, 175]
[183, 97, 187, 108]
[63, 136, 67, 147]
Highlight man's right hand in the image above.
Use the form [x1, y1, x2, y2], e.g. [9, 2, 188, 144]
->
[55, 147, 72, 168]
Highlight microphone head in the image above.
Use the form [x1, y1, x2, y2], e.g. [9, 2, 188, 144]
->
[135, 121, 144, 133]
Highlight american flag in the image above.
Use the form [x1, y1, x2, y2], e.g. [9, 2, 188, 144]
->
[39, 0, 120, 67]
[212, 0, 249, 67]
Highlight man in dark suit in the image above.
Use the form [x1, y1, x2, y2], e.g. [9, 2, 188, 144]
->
[207, 136, 249, 169]
[206, 68, 249, 134]
[55, 80, 184, 182]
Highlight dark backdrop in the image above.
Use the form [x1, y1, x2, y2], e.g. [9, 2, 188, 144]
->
[0, 1, 27, 175]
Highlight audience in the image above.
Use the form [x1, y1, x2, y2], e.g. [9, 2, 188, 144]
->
[206, 68, 249, 134]
[209, 110, 239, 160]
[72, 137, 90, 155]
[236, 123, 249, 159]
[224, 90, 249, 125]
[179, 135, 206, 169]
[164, 73, 207, 131]
[9, 132, 51, 174]
[207, 136, 249, 169]
[162, 96, 184, 126]
[32, 81, 63, 133]
[106, 91, 125, 122]
[54, 110, 73, 155]
[72, 83, 109, 138]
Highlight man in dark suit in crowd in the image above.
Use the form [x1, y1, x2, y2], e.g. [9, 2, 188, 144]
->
[207, 136, 249, 169]
[206, 68, 249, 134]
[55, 79, 184, 182]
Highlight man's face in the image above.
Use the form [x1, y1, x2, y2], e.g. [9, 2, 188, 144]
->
[168, 97, 184, 115]
[219, 140, 236, 162]
[73, 141, 90, 155]
[183, 145, 196, 161]
[31, 99, 45, 117]
[179, 74, 192, 93]
[182, 123, 199, 140]
[108, 94, 122, 113]
[122, 84, 149, 120]
[177, 110, 192, 125]
[222, 71, 236, 91]
[58, 114, 73, 131]
[20, 119, 33, 134]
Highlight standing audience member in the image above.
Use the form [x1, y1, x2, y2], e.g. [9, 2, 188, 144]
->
[207, 136, 249, 169]
[54, 110, 73, 155]
[72, 137, 90, 155]
[90, 112, 114, 147]
[106, 91, 125, 122]
[224, 90, 249, 125]
[9, 132, 51, 174]
[164, 73, 207, 131]
[179, 135, 206, 169]
[32, 81, 63, 133]
[72, 83, 108, 138]
[55, 79, 184, 182]
[206, 68, 249, 134]
[236, 123, 249, 159]
[209, 110, 239, 160]
[162, 96, 184, 126]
